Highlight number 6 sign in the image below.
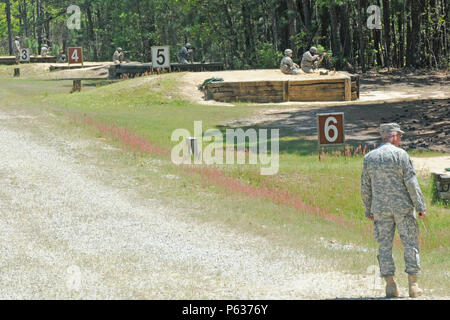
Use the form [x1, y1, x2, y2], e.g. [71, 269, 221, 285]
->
[68, 47, 83, 66]
[151, 46, 170, 68]
[317, 113, 345, 159]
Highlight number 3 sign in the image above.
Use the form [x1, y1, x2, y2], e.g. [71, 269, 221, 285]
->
[317, 113, 345, 159]
[68, 47, 83, 66]
[20, 48, 30, 62]
[151, 46, 170, 68]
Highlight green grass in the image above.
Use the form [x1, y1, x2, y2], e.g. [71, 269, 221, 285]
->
[1, 65, 449, 296]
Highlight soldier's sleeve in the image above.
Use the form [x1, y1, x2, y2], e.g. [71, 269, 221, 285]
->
[361, 158, 373, 218]
[303, 52, 314, 62]
[402, 153, 427, 213]
[287, 57, 294, 68]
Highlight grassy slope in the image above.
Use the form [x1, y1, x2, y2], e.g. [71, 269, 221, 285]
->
[1, 65, 448, 295]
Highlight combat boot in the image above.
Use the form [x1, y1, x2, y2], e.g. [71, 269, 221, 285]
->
[384, 276, 399, 298]
[408, 274, 423, 298]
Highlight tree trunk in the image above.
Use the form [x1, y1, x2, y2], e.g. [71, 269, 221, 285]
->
[242, 1, 255, 65]
[301, 0, 311, 26]
[407, 0, 424, 67]
[5, 0, 13, 55]
[85, 2, 98, 61]
[329, 0, 341, 56]
[382, 0, 391, 69]
[339, 3, 352, 62]
[356, 0, 367, 72]
[286, 0, 297, 52]
[37, 0, 42, 55]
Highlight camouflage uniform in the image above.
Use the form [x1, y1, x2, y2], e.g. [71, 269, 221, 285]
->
[301, 51, 320, 73]
[14, 38, 21, 63]
[113, 49, 124, 64]
[361, 142, 426, 277]
[280, 56, 300, 75]
[178, 45, 193, 64]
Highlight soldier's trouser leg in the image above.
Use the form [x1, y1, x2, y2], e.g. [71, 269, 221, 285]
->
[301, 66, 314, 73]
[374, 212, 396, 277]
[395, 210, 420, 275]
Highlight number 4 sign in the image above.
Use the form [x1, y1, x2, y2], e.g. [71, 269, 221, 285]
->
[317, 113, 346, 159]
[68, 47, 83, 66]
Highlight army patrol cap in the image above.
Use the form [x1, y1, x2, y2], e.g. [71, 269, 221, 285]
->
[284, 49, 293, 55]
[380, 123, 405, 134]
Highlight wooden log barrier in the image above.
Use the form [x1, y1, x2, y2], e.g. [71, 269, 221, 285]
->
[205, 74, 359, 103]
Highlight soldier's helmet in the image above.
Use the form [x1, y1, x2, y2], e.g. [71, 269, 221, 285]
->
[310, 46, 318, 53]
[117, 47, 122, 52]
[185, 43, 191, 49]
[380, 123, 405, 134]
[284, 49, 293, 55]
[15, 36, 20, 40]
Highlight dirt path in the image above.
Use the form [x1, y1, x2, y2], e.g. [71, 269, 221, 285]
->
[4, 109, 434, 300]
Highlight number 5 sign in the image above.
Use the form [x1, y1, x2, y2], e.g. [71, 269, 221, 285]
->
[317, 113, 345, 159]
[151, 46, 170, 68]
[68, 47, 83, 66]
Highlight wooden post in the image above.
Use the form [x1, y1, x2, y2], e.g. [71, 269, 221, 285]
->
[344, 77, 352, 101]
[14, 68, 20, 77]
[72, 80, 81, 92]
[283, 81, 290, 102]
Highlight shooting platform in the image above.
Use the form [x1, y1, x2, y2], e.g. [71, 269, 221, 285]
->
[108, 62, 224, 79]
[0, 55, 57, 65]
[204, 70, 359, 103]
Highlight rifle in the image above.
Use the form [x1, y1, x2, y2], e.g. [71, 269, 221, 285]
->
[317, 52, 331, 66]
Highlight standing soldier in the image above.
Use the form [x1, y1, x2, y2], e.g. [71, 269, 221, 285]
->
[14, 36, 21, 64]
[361, 123, 427, 298]
[178, 43, 194, 64]
[301, 46, 326, 73]
[280, 49, 301, 75]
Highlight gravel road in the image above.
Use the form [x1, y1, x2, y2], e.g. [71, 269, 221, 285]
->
[0, 110, 436, 300]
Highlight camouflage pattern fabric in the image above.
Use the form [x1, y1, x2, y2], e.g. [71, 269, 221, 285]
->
[300, 51, 319, 73]
[361, 143, 426, 276]
[14, 40, 21, 62]
[361, 143, 426, 217]
[280, 56, 300, 75]
[178, 46, 193, 64]
[112, 50, 124, 63]
[373, 210, 421, 276]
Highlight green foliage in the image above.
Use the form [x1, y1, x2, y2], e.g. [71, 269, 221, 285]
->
[256, 43, 283, 69]
[0, 0, 448, 70]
